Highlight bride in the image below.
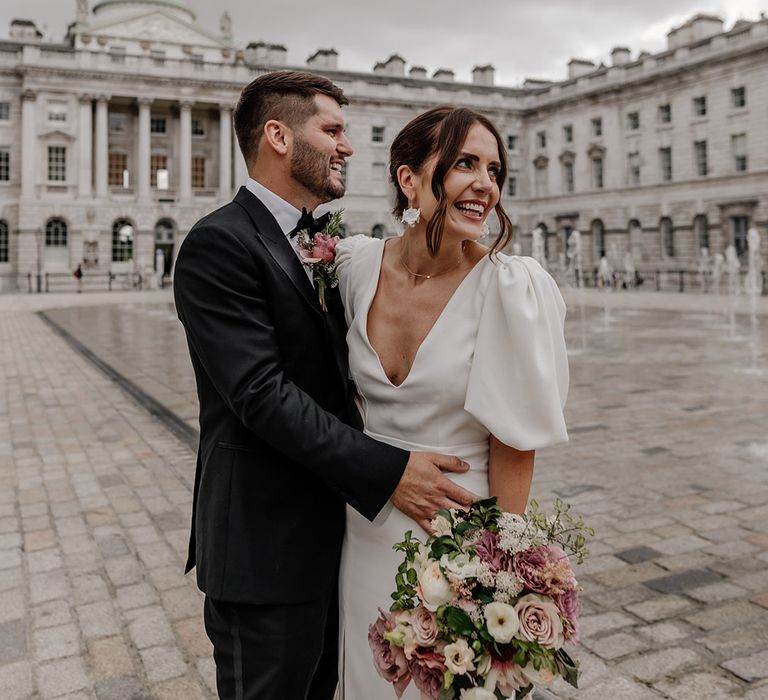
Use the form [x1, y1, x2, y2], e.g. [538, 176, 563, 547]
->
[335, 106, 569, 698]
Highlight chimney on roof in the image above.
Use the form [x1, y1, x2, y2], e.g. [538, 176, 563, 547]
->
[611, 47, 631, 66]
[307, 48, 338, 70]
[667, 14, 724, 49]
[433, 68, 455, 82]
[472, 64, 495, 86]
[268, 44, 286, 66]
[10, 18, 43, 41]
[375, 54, 405, 77]
[568, 58, 596, 79]
[409, 66, 428, 79]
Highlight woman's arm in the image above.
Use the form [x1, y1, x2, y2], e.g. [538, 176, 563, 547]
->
[488, 436, 535, 514]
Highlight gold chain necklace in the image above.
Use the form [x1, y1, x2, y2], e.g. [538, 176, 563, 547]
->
[400, 241, 466, 280]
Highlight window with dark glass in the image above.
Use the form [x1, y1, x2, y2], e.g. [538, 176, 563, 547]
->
[111, 218, 134, 262]
[0, 220, 8, 263]
[627, 152, 640, 185]
[150, 117, 166, 134]
[563, 125, 573, 143]
[592, 157, 604, 189]
[45, 218, 68, 247]
[659, 147, 672, 182]
[192, 157, 206, 188]
[660, 217, 674, 257]
[694, 140, 708, 177]
[48, 146, 66, 182]
[693, 96, 707, 117]
[627, 111, 640, 130]
[732, 134, 747, 172]
[507, 175, 517, 197]
[108, 153, 128, 187]
[536, 131, 547, 149]
[658, 104, 671, 123]
[506, 134, 518, 151]
[591, 117, 602, 137]
[371, 126, 385, 143]
[0, 148, 9, 182]
[731, 86, 746, 109]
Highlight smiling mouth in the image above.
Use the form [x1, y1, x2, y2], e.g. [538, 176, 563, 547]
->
[330, 161, 344, 173]
[454, 201, 485, 220]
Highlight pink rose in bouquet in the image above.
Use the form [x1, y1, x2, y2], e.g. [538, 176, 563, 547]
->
[307, 233, 338, 263]
[515, 594, 565, 649]
[474, 531, 512, 573]
[556, 588, 582, 641]
[408, 649, 446, 700]
[368, 610, 411, 697]
[411, 605, 439, 648]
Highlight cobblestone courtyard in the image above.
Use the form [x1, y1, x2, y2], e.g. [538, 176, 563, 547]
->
[1, 288, 767, 699]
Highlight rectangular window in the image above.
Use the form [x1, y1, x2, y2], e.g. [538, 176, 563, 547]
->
[0, 148, 9, 182]
[48, 146, 66, 182]
[693, 96, 707, 117]
[110, 46, 126, 65]
[191, 117, 206, 137]
[563, 125, 573, 143]
[592, 158, 604, 189]
[591, 117, 602, 137]
[192, 156, 206, 188]
[534, 166, 548, 198]
[372, 162, 387, 193]
[627, 111, 640, 130]
[507, 175, 517, 197]
[0, 102, 9, 121]
[731, 86, 746, 109]
[563, 162, 574, 193]
[536, 131, 546, 149]
[150, 154, 168, 188]
[371, 126, 385, 143]
[150, 50, 166, 66]
[108, 152, 128, 187]
[47, 102, 68, 122]
[693, 140, 708, 177]
[109, 113, 128, 133]
[628, 152, 640, 185]
[732, 133, 747, 172]
[659, 147, 672, 182]
[658, 104, 671, 123]
[191, 54, 204, 70]
[150, 117, 167, 134]
[506, 134, 518, 151]
[0, 223, 7, 263]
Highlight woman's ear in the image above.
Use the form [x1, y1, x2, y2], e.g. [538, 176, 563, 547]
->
[396, 164, 419, 205]
[262, 119, 292, 156]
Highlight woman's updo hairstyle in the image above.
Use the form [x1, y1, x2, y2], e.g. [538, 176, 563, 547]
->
[389, 106, 514, 257]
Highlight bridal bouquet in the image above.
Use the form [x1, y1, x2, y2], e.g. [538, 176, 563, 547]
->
[368, 498, 593, 699]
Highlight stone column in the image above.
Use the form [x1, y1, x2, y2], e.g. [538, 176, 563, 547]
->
[94, 95, 109, 198]
[78, 95, 93, 198]
[21, 90, 37, 199]
[179, 100, 192, 202]
[137, 97, 152, 204]
[218, 104, 232, 200]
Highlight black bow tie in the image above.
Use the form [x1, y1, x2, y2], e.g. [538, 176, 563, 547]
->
[289, 208, 332, 239]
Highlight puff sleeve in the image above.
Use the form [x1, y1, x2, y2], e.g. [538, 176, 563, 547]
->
[335, 234, 380, 327]
[465, 255, 569, 450]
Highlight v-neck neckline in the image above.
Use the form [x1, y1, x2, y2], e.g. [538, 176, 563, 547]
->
[361, 237, 488, 389]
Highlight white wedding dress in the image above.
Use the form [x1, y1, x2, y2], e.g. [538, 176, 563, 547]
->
[335, 235, 569, 699]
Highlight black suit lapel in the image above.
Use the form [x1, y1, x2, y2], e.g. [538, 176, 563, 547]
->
[233, 187, 322, 315]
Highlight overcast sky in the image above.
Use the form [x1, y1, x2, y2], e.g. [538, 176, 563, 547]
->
[1, 0, 765, 85]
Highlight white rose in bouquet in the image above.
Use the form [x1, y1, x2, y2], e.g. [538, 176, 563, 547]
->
[444, 638, 476, 675]
[417, 561, 453, 611]
[441, 552, 482, 580]
[484, 601, 519, 643]
[430, 513, 454, 537]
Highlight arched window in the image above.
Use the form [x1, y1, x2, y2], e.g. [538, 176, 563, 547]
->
[694, 215, 709, 252]
[0, 220, 8, 263]
[660, 217, 674, 257]
[112, 218, 135, 262]
[591, 219, 606, 259]
[45, 218, 68, 248]
[371, 224, 385, 239]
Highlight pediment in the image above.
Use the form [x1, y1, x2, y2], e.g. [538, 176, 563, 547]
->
[86, 10, 227, 48]
[39, 129, 76, 142]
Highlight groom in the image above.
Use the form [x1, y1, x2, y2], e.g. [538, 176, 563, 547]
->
[173, 71, 476, 699]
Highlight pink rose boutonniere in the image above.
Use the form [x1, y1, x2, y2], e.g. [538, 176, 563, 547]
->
[295, 209, 345, 312]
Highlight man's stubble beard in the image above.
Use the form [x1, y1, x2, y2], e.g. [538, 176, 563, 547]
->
[290, 135, 345, 203]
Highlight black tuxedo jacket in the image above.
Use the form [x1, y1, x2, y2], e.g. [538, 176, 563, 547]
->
[173, 187, 408, 604]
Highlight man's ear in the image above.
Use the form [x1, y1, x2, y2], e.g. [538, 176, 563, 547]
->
[396, 164, 419, 205]
[262, 119, 292, 156]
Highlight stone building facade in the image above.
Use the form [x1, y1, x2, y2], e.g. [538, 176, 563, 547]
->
[0, 1, 765, 289]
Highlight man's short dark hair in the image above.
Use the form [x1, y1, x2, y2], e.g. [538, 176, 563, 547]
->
[233, 71, 349, 164]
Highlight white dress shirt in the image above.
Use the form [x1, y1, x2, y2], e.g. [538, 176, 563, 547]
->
[244, 178, 313, 282]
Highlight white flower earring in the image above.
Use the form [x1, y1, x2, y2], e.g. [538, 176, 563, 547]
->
[401, 206, 421, 228]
